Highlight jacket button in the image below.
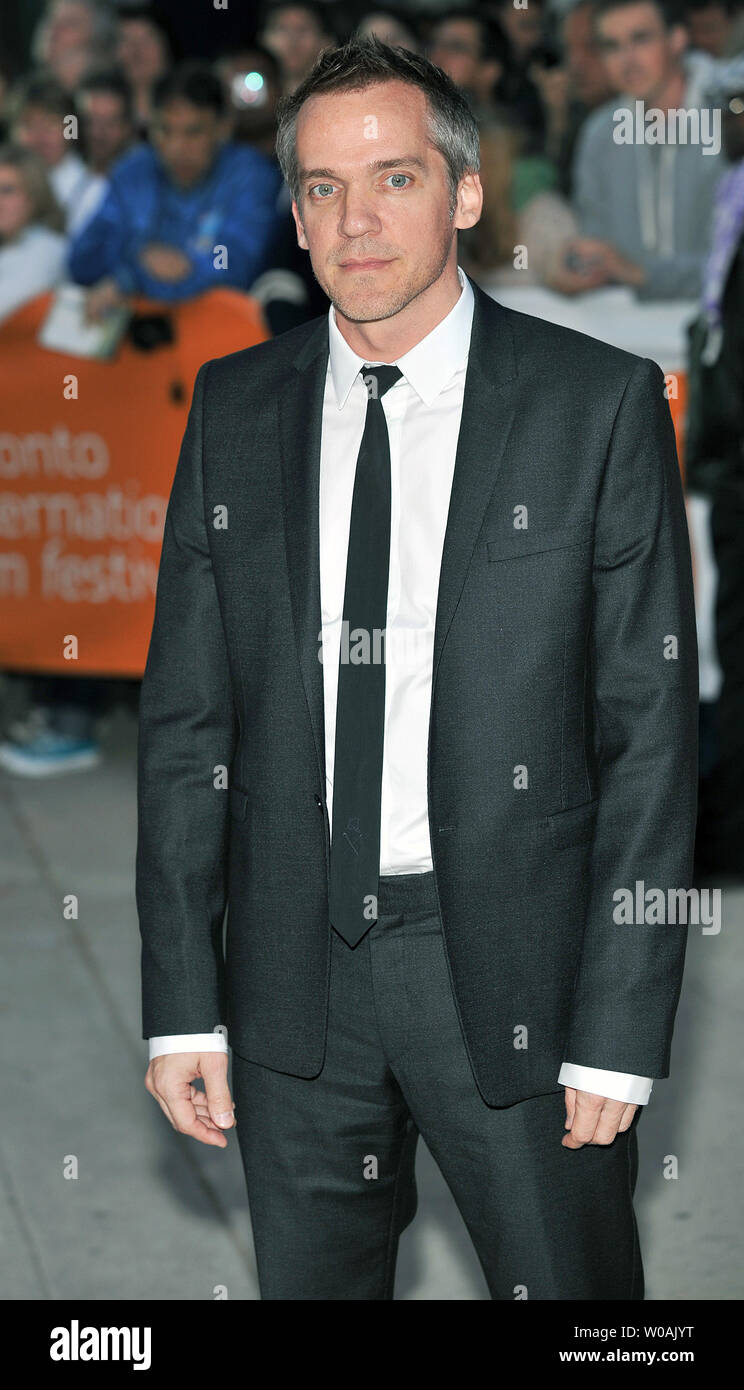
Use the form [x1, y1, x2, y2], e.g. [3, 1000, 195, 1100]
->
[314, 793, 322, 807]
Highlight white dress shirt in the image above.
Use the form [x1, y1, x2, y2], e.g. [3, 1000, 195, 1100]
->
[149, 266, 653, 1107]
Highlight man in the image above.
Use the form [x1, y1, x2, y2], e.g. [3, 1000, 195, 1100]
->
[259, 0, 337, 95]
[68, 62, 283, 320]
[137, 36, 698, 1300]
[9, 73, 100, 234]
[551, 0, 616, 196]
[569, 0, 725, 298]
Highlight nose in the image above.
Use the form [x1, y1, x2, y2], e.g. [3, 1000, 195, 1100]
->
[337, 187, 382, 240]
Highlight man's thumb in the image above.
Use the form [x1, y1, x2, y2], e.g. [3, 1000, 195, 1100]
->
[201, 1056, 235, 1128]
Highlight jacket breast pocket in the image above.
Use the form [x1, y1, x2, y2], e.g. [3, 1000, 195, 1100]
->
[485, 522, 593, 563]
[547, 797, 599, 851]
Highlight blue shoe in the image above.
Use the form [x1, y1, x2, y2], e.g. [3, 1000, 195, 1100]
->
[0, 707, 101, 777]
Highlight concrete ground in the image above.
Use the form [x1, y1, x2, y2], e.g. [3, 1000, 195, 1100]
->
[0, 694, 741, 1300]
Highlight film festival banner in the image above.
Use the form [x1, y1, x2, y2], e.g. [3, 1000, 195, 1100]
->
[0, 287, 269, 676]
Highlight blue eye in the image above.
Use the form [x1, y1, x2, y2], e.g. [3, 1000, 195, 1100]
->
[386, 173, 410, 188]
[311, 183, 335, 198]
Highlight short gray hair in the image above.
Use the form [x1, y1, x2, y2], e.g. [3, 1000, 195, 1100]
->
[275, 34, 481, 214]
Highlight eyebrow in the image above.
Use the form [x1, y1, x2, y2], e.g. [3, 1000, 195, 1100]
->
[299, 154, 428, 183]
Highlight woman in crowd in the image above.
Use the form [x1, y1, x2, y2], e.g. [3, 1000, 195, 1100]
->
[0, 143, 67, 325]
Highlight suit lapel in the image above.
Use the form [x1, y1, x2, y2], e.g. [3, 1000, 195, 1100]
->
[276, 275, 520, 796]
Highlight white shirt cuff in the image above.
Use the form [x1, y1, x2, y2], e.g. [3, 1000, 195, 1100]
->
[558, 1063, 653, 1105]
[148, 1032, 229, 1060]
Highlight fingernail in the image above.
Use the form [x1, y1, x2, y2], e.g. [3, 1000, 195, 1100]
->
[216, 1111, 234, 1126]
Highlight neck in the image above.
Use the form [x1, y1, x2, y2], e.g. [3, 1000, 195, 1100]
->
[333, 255, 462, 362]
[644, 67, 686, 113]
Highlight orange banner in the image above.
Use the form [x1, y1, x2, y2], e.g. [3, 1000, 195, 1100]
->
[0, 289, 269, 676]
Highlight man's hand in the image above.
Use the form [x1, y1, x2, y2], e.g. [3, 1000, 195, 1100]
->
[145, 1051, 235, 1148]
[138, 242, 192, 281]
[562, 1087, 638, 1148]
[84, 278, 126, 322]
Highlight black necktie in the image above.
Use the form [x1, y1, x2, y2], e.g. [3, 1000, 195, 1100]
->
[328, 363, 403, 947]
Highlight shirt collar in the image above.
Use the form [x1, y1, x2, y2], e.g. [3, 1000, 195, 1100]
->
[328, 264, 474, 409]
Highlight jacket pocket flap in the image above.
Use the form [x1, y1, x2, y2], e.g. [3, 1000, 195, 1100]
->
[486, 522, 593, 562]
[547, 797, 599, 850]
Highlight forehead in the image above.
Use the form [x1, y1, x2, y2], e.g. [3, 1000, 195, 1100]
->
[296, 80, 430, 151]
[598, 3, 665, 30]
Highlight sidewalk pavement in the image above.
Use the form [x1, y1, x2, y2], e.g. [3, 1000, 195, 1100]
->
[0, 703, 740, 1299]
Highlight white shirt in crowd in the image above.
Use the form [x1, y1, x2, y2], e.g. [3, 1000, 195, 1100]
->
[0, 223, 67, 325]
[49, 151, 106, 236]
[149, 265, 654, 1107]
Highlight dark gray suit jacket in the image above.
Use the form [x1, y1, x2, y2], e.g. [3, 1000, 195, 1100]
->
[136, 273, 698, 1107]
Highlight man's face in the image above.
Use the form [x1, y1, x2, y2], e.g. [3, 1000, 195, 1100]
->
[150, 99, 225, 188]
[429, 19, 485, 95]
[79, 90, 133, 169]
[497, 1, 545, 61]
[563, 5, 613, 106]
[45, 0, 96, 58]
[686, 4, 732, 57]
[116, 20, 170, 85]
[595, 3, 685, 100]
[292, 80, 473, 324]
[262, 6, 330, 81]
[13, 105, 67, 167]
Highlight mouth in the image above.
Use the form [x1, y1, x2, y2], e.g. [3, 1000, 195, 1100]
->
[338, 257, 394, 271]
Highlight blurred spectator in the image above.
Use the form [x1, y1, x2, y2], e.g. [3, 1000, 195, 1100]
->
[427, 10, 578, 287]
[259, 1, 338, 95]
[488, 0, 549, 65]
[76, 66, 137, 174]
[114, 4, 176, 135]
[546, 0, 616, 195]
[457, 120, 582, 286]
[71, 66, 139, 230]
[0, 143, 67, 324]
[683, 0, 739, 56]
[568, 0, 725, 299]
[8, 72, 102, 234]
[216, 43, 330, 333]
[355, 10, 422, 51]
[67, 61, 283, 319]
[686, 80, 744, 876]
[483, 1, 553, 153]
[428, 8, 509, 123]
[31, 0, 117, 94]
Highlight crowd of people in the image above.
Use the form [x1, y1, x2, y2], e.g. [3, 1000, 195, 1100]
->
[0, 0, 742, 875]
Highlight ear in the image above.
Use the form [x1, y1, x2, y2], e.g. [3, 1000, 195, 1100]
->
[291, 198, 308, 250]
[452, 171, 483, 231]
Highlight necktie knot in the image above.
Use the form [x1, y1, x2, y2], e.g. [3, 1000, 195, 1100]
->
[360, 364, 403, 400]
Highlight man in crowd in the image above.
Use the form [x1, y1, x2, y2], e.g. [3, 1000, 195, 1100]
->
[8, 72, 100, 234]
[569, 0, 725, 299]
[259, 1, 337, 96]
[67, 62, 284, 319]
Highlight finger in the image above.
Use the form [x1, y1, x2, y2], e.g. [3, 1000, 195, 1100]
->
[617, 1102, 638, 1133]
[200, 1054, 235, 1129]
[589, 1099, 627, 1146]
[564, 1086, 576, 1129]
[168, 1092, 228, 1147]
[562, 1090, 604, 1148]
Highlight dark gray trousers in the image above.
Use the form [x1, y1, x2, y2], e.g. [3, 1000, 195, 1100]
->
[231, 870, 643, 1300]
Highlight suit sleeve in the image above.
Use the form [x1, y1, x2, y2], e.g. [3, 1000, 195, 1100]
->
[565, 357, 699, 1077]
[136, 360, 238, 1038]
